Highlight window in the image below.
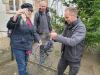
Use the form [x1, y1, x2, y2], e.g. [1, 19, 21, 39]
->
[8, 0, 25, 12]
[9, 0, 19, 11]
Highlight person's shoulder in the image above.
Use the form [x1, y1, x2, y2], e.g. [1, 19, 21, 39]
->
[34, 10, 39, 14]
[77, 21, 86, 32]
[34, 10, 40, 17]
[79, 21, 85, 29]
[77, 18, 85, 27]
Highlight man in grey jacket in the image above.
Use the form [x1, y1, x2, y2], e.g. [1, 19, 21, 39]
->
[51, 6, 86, 75]
[34, 1, 52, 64]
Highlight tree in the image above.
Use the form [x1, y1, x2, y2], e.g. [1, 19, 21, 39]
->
[50, 0, 100, 53]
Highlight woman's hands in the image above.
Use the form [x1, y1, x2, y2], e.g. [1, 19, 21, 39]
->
[13, 8, 29, 21]
[13, 9, 24, 21]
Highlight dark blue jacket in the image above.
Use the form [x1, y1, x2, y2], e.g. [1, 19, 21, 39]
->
[7, 16, 40, 50]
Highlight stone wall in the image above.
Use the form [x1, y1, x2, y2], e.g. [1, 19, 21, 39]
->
[0, 0, 13, 38]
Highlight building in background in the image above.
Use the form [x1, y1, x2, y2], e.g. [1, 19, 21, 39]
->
[0, 0, 66, 37]
[0, 0, 48, 37]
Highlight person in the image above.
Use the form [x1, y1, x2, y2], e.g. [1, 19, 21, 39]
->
[50, 6, 86, 75]
[34, 1, 52, 64]
[7, 3, 41, 75]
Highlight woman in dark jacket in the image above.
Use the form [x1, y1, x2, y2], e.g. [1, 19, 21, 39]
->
[7, 3, 41, 75]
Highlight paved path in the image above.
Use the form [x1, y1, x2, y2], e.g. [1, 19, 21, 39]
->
[0, 43, 100, 75]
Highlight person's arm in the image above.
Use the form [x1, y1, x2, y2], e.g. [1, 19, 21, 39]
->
[7, 9, 23, 29]
[34, 12, 39, 31]
[51, 25, 86, 47]
[47, 13, 52, 32]
[32, 25, 41, 42]
[7, 16, 19, 29]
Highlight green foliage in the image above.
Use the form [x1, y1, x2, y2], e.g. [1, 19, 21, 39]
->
[50, 8, 64, 33]
[50, 0, 100, 53]
[75, 0, 100, 46]
[52, 0, 100, 53]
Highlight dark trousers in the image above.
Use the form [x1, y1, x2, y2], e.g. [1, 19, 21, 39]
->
[39, 33, 50, 64]
[56, 57, 80, 75]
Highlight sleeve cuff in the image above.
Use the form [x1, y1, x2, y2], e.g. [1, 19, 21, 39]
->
[55, 35, 63, 42]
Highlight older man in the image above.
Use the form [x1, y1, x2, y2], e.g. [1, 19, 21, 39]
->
[51, 6, 86, 75]
[34, 1, 52, 64]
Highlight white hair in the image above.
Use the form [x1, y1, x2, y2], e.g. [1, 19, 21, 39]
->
[65, 6, 78, 17]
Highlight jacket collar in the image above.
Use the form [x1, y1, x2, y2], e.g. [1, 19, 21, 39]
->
[66, 17, 80, 30]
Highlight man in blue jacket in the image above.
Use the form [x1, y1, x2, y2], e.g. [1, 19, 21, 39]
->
[51, 6, 86, 75]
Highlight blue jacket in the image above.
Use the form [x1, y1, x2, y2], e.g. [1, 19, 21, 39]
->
[7, 16, 40, 50]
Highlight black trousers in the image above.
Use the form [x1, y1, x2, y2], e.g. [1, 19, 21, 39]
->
[56, 57, 80, 75]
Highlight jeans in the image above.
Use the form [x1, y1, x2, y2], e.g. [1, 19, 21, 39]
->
[12, 48, 29, 75]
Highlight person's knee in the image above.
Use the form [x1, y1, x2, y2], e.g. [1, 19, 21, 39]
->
[57, 60, 67, 75]
[69, 66, 80, 75]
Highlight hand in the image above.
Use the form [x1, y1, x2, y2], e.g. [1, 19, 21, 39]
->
[38, 40, 42, 46]
[13, 9, 24, 21]
[16, 9, 24, 15]
[17, 8, 28, 21]
[21, 13, 26, 21]
[24, 8, 29, 17]
[50, 32, 57, 40]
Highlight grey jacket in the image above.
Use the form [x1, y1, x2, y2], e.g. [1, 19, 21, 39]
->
[7, 16, 40, 50]
[56, 18, 86, 62]
[34, 10, 52, 34]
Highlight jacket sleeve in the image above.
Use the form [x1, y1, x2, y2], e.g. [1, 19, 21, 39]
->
[34, 12, 38, 31]
[48, 17, 52, 32]
[47, 12, 52, 32]
[32, 26, 41, 42]
[56, 24, 86, 47]
[7, 17, 19, 29]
